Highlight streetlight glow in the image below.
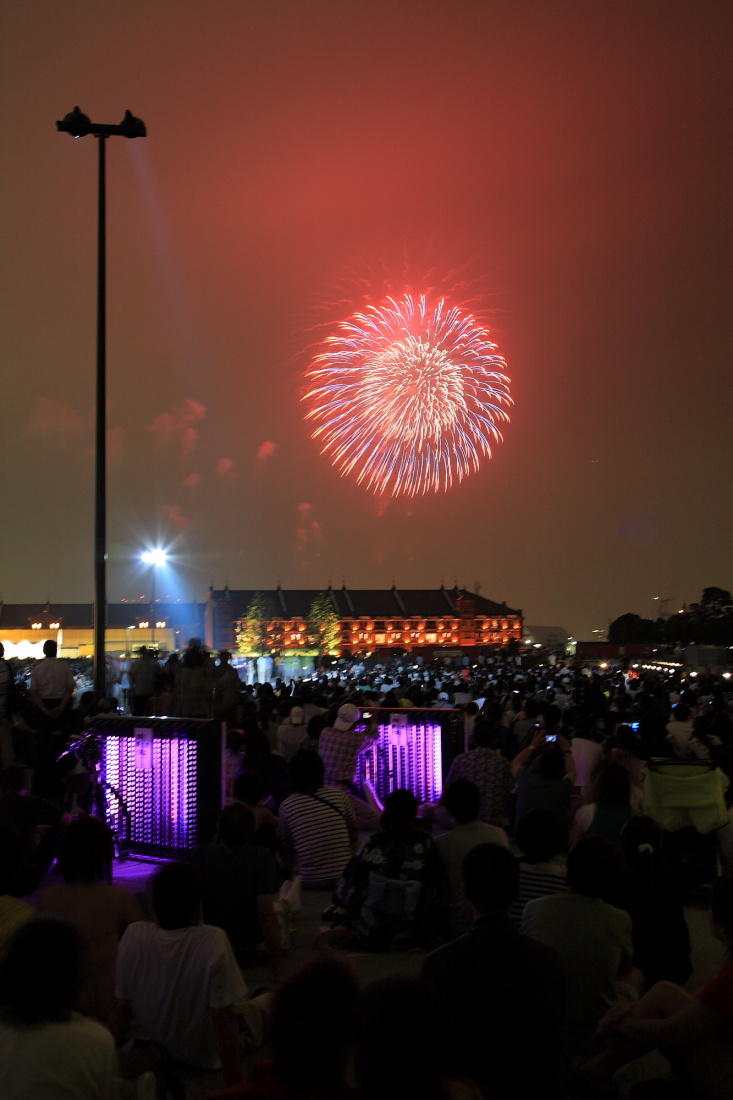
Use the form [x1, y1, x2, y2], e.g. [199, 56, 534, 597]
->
[141, 549, 167, 567]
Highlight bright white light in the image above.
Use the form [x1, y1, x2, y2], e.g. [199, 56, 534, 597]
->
[141, 549, 167, 567]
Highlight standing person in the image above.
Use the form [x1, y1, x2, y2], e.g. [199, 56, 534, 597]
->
[318, 702, 380, 830]
[214, 651, 241, 729]
[127, 646, 157, 716]
[29, 639, 75, 802]
[420, 843, 566, 1100]
[0, 644, 27, 770]
[317, 703, 378, 789]
[175, 638, 215, 718]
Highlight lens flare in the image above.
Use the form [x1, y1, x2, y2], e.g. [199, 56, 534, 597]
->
[302, 293, 511, 497]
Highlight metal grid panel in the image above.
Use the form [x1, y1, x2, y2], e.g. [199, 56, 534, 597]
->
[95, 717, 221, 858]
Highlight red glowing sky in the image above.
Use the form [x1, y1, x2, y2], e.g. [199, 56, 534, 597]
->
[1, 0, 731, 639]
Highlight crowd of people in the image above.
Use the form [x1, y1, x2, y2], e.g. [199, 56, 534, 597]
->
[2, 642, 733, 1097]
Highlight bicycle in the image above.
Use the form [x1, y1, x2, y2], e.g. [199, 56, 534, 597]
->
[58, 730, 132, 860]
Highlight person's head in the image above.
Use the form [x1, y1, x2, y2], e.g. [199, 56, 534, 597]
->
[56, 816, 114, 884]
[233, 769, 264, 806]
[567, 835, 622, 900]
[218, 649, 231, 664]
[515, 808, 567, 863]
[594, 762, 631, 808]
[288, 705, 305, 726]
[355, 975, 447, 1100]
[462, 843, 519, 915]
[272, 954, 358, 1089]
[217, 801, 255, 849]
[151, 861, 201, 930]
[440, 778, 481, 825]
[333, 702, 360, 731]
[379, 789, 418, 832]
[42, 639, 57, 659]
[0, 916, 83, 1024]
[289, 748, 324, 794]
[672, 703, 690, 723]
[710, 876, 733, 948]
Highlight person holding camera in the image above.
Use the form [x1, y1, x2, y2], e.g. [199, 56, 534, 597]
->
[511, 723, 576, 830]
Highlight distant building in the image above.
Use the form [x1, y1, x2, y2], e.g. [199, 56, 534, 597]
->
[523, 625, 572, 652]
[0, 601, 205, 659]
[205, 585, 523, 658]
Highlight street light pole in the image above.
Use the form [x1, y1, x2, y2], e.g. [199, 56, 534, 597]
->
[56, 108, 146, 702]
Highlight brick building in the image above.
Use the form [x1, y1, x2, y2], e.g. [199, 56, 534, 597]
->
[205, 585, 522, 658]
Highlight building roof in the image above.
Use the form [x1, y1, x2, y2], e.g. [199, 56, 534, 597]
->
[210, 586, 522, 620]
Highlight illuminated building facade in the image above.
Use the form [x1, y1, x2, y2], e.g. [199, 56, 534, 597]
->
[206, 585, 523, 659]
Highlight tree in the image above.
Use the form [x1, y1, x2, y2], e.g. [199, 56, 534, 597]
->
[684, 587, 733, 645]
[306, 591, 341, 664]
[607, 613, 664, 644]
[236, 593, 276, 657]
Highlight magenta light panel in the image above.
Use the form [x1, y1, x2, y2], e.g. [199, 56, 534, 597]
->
[360, 718, 442, 804]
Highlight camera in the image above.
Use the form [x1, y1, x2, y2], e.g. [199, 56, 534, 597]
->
[545, 733, 557, 742]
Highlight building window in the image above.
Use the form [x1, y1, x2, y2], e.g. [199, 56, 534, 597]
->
[426, 632, 437, 644]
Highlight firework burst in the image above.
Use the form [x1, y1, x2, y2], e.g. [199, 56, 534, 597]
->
[302, 293, 511, 497]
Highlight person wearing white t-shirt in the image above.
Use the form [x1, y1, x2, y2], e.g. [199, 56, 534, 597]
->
[110, 861, 268, 1086]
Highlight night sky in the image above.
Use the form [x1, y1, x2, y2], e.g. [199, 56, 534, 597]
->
[2, 0, 731, 640]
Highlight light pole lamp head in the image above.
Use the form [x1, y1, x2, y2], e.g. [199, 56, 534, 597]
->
[56, 106, 93, 137]
[119, 110, 146, 138]
[56, 107, 146, 139]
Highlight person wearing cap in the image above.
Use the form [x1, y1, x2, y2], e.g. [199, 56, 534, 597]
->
[317, 703, 377, 790]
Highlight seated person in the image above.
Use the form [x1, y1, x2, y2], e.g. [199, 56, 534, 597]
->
[278, 750, 357, 888]
[420, 843, 566, 1100]
[0, 916, 117, 1100]
[435, 778, 509, 938]
[510, 808, 568, 927]
[511, 727, 576, 830]
[318, 789, 449, 952]
[580, 876, 733, 1100]
[36, 815, 142, 1022]
[0, 824, 34, 960]
[521, 833, 643, 1053]
[189, 802, 284, 974]
[232, 770, 280, 852]
[110, 861, 270, 1086]
[205, 954, 358, 1100]
[355, 974, 484, 1100]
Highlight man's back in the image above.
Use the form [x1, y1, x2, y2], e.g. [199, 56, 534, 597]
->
[115, 921, 246, 1068]
[436, 822, 508, 936]
[421, 914, 565, 1099]
[189, 843, 278, 955]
